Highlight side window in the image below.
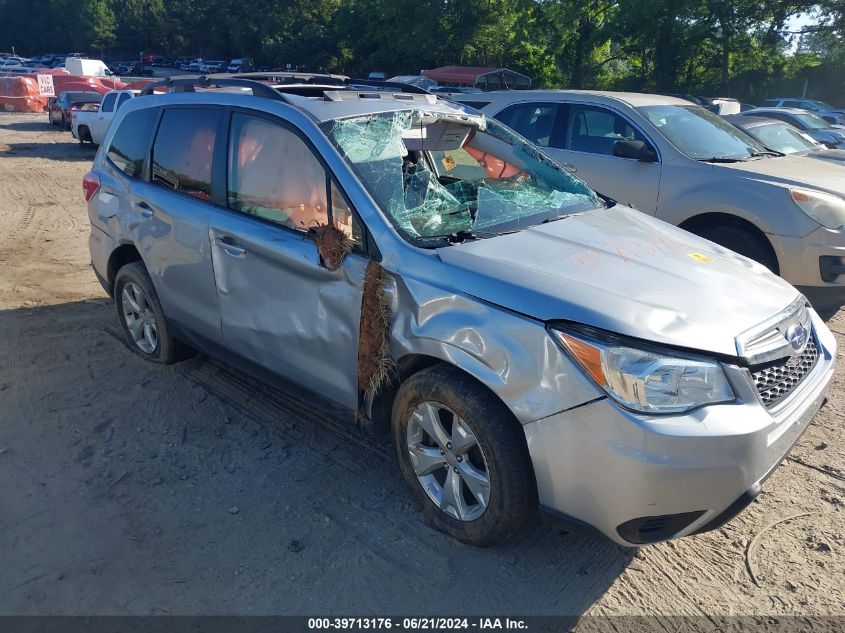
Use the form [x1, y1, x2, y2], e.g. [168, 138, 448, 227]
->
[151, 108, 220, 201]
[496, 104, 560, 147]
[101, 92, 117, 113]
[783, 100, 802, 108]
[330, 181, 363, 248]
[116, 93, 132, 110]
[227, 113, 329, 232]
[565, 105, 649, 156]
[799, 101, 819, 111]
[106, 107, 158, 178]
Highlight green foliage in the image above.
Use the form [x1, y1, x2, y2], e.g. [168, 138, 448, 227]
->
[0, 0, 842, 104]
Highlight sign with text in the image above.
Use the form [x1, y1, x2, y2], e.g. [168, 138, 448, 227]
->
[36, 74, 55, 97]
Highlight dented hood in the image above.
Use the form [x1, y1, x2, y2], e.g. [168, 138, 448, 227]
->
[436, 205, 799, 357]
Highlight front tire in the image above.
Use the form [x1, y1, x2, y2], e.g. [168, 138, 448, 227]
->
[392, 364, 538, 546]
[696, 223, 778, 273]
[114, 262, 190, 364]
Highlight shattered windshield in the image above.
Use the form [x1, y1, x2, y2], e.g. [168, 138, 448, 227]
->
[321, 110, 603, 242]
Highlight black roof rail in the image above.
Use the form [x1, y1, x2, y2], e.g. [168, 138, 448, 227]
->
[348, 79, 431, 95]
[138, 75, 291, 103]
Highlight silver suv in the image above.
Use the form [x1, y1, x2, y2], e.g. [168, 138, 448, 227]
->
[85, 76, 835, 547]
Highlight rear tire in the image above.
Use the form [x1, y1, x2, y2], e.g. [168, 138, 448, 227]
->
[392, 364, 538, 546]
[114, 262, 192, 364]
[696, 223, 778, 273]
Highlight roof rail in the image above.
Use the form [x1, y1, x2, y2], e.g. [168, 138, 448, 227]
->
[138, 75, 291, 103]
[323, 91, 437, 104]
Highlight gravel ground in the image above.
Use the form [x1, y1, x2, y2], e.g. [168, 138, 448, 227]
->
[0, 113, 843, 625]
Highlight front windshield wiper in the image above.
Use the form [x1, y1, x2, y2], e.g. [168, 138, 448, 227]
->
[445, 228, 520, 243]
[749, 150, 784, 158]
[697, 156, 747, 163]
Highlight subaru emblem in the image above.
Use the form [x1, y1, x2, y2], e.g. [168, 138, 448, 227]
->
[785, 323, 809, 354]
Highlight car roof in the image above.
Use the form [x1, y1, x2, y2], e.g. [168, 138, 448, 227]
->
[724, 115, 780, 128]
[136, 75, 479, 124]
[746, 107, 808, 115]
[454, 89, 695, 108]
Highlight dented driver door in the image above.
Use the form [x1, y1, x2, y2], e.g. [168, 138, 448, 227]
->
[209, 112, 366, 410]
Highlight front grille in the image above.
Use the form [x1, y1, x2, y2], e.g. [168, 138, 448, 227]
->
[751, 338, 819, 408]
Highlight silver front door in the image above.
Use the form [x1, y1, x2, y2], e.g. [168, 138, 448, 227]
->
[209, 112, 366, 409]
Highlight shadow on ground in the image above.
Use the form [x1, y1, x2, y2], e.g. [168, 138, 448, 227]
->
[0, 300, 630, 618]
[0, 120, 55, 132]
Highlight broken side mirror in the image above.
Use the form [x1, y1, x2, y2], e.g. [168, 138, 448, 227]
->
[613, 139, 657, 162]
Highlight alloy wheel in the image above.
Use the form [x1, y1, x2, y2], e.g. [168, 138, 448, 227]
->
[121, 282, 158, 354]
[406, 402, 491, 522]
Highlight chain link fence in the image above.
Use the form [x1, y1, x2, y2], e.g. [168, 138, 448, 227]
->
[0, 71, 156, 113]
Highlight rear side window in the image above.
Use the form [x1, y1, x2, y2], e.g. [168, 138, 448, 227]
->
[496, 103, 561, 147]
[151, 108, 220, 201]
[101, 93, 116, 113]
[117, 93, 132, 109]
[106, 108, 158, 178]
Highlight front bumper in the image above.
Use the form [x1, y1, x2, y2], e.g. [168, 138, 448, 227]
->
[769, 226, 845, 309]
[524, 310, 836, 547]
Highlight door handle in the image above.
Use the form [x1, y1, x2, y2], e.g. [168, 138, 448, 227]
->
[216, 237, 246, 257]
[562, 162, 578, 173]
[136, 201, 155, 217]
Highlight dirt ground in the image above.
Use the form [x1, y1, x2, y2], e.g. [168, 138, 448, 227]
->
[1, 113, 844, 624]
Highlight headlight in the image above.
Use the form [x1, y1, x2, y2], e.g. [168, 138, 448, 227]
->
[791, 189, 845, 230]
[550, 326, 734, 414]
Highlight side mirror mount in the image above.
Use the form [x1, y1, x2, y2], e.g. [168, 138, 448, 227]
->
[613, 139, 657, 162]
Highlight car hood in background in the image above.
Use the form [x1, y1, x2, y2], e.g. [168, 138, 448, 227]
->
[716, 154, 845, 197]
[802, 149, 845, 166]
[436, 205, 798, 358]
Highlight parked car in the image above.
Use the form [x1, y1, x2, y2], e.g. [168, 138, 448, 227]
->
[187, 60, 207, 73]
[0, 58, 23, 69]
[48, 90, 102, 128]
[72, 89, 138, 145]
[113, 62, 153, 77]
[84, 77, 835, 547]
[174, 57, 191, 69]
[725, 115, 845, 168]
[204, 60, 226, 73]
[141, 53, 155, 65]
[227, 58, 254, 73]
[741, 108, 845, 149]
[367, 71, 386, 80]
[388, 75, 438, 90]
[455, 90, 845, 310]
[763, 98, 845, 125]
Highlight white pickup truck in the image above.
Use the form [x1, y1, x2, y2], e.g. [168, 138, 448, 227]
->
[71, 89, 139, 145]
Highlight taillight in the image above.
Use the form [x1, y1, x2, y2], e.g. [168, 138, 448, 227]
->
[83, 172, 101, 202]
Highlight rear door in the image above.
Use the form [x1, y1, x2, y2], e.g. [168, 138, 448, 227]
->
[208, 110, 368, 409]
[124, 106, 224, 344]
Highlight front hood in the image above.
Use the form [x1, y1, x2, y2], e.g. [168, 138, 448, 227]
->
[436, 206, 798, 358]
[714, 154, 845, 196]
[805, 149, 845, 165]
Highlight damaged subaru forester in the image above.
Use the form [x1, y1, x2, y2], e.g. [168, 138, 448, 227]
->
[85, 75, 835, 547]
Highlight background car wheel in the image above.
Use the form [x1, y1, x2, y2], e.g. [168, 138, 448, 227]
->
[696, 223, 778, 273]
[114, 262, 192, 364]
[392, 364, 538, 546]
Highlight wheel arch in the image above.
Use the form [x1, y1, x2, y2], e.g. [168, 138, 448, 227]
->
[369, 353, 520, 440]
[679, 212, 779, 273]
[107, 243, 144, 294]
